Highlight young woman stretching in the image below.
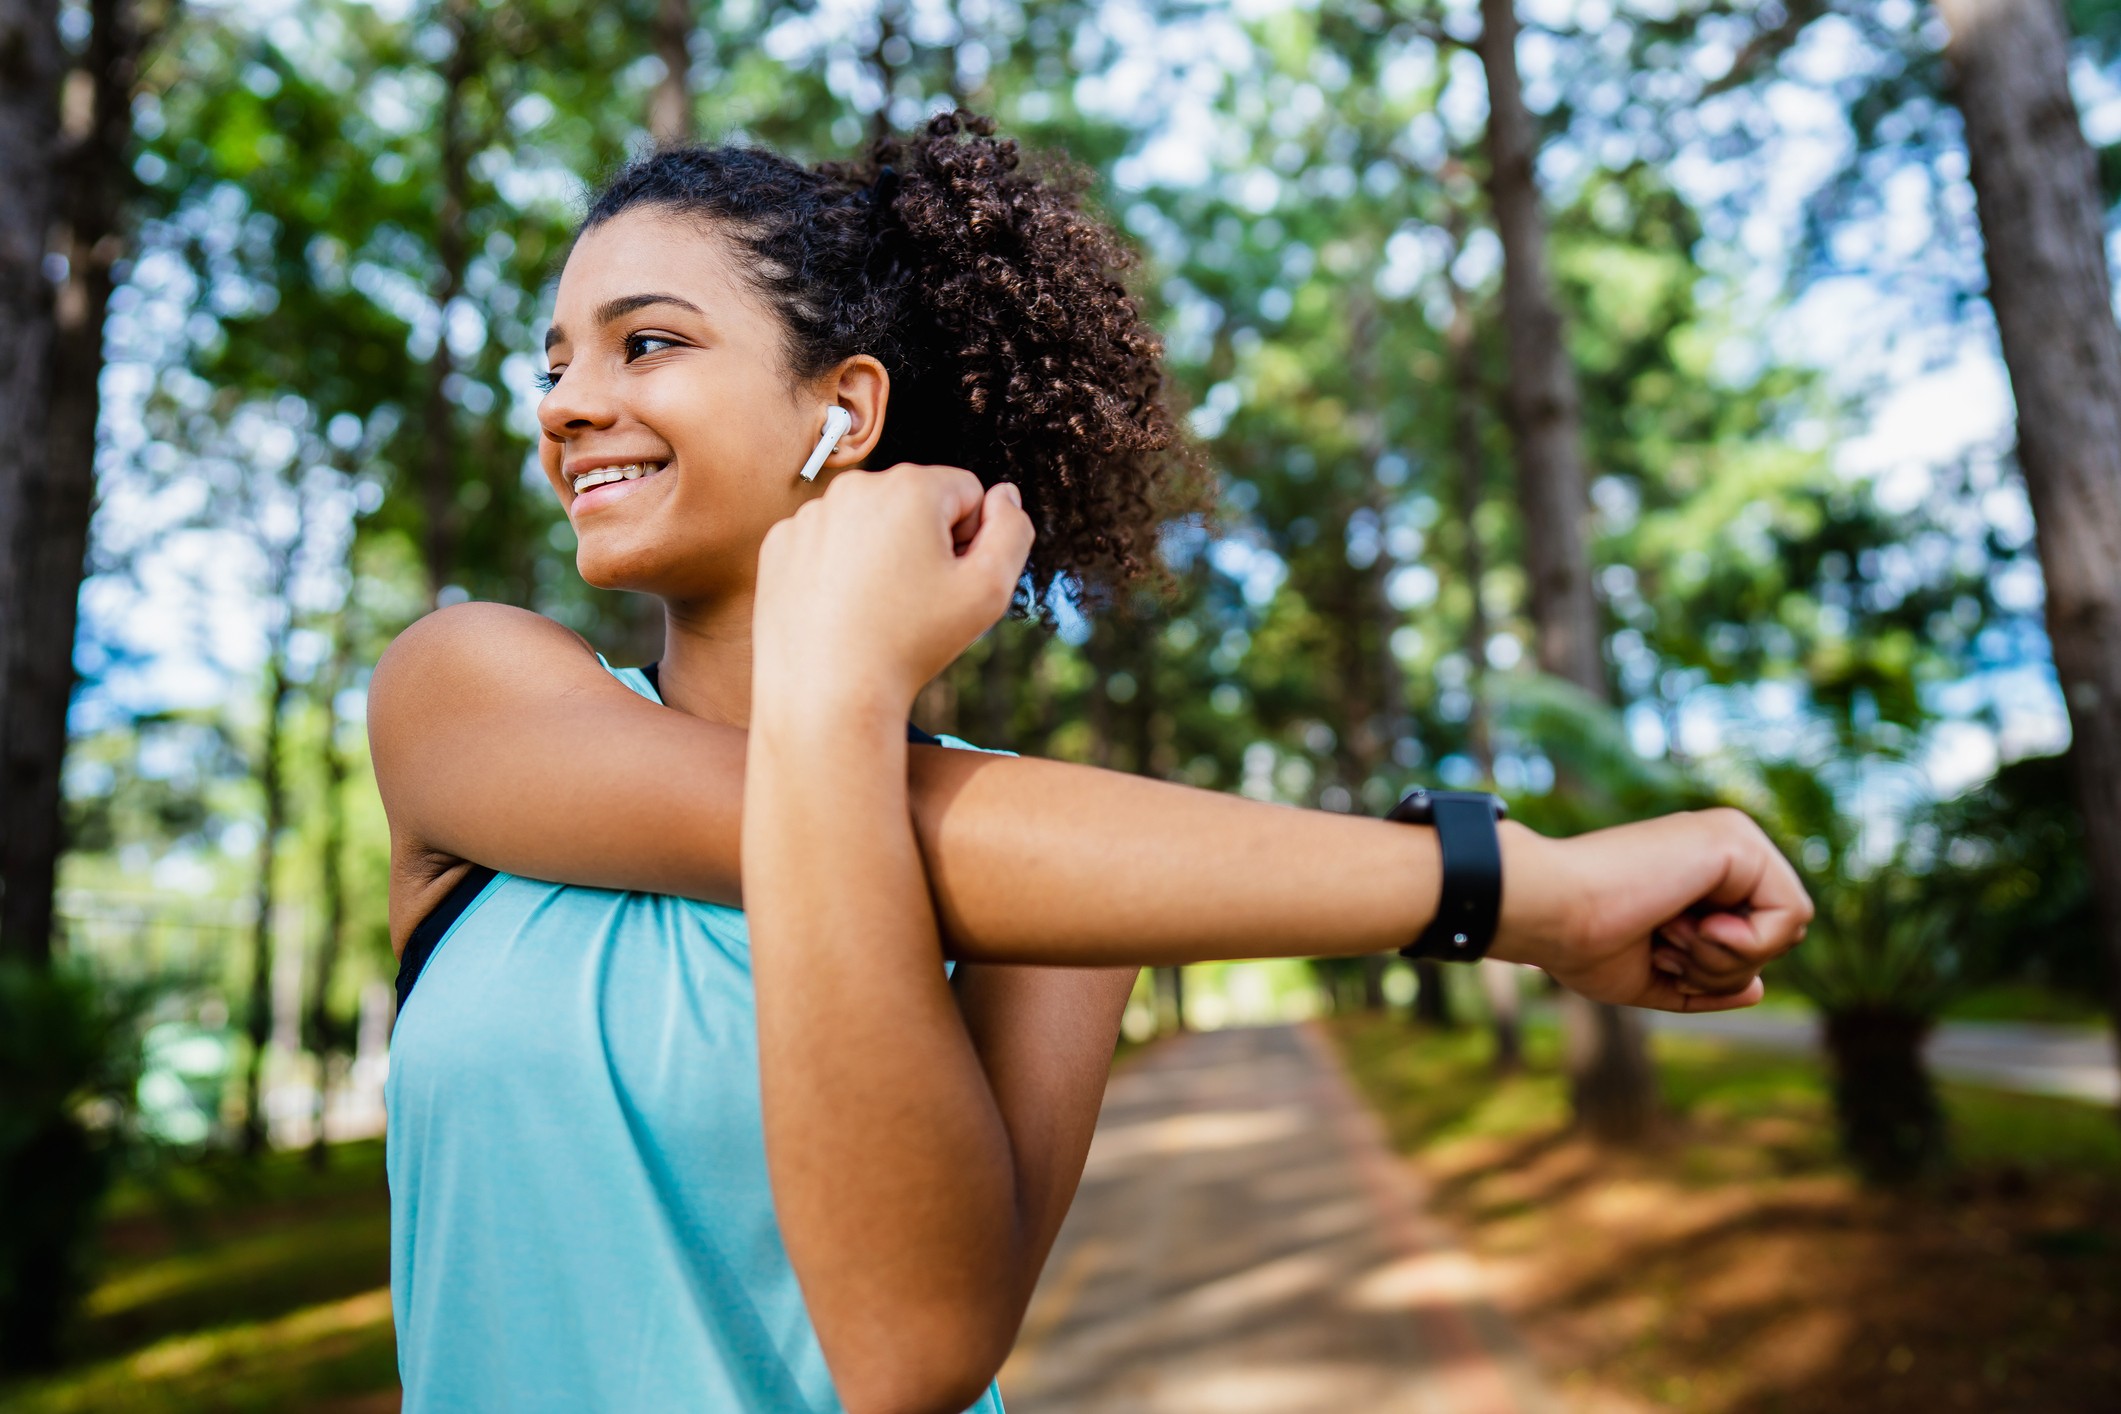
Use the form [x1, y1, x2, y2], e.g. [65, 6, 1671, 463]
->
[370, 112, 1811, 1413]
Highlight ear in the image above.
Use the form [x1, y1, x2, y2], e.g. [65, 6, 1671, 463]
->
[819, 355, 889, 471]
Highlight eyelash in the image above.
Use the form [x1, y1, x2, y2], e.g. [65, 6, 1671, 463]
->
[534, 332, 680, 394]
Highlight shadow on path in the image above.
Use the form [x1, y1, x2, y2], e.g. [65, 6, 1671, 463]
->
[1001, 1024, 1554, 1414]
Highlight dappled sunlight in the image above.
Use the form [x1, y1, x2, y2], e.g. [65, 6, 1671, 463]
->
[1083, 1106, 1309, 1170]
[9, 1287, 396, 1414]
[1329, 1012, 2121, 1412]
[1343, 1248, 1491, 1312]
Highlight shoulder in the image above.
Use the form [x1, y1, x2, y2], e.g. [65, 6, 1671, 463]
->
[374, 602, 593, 692]
[367, 603, 627, 785]
[372, 604, 609, 726]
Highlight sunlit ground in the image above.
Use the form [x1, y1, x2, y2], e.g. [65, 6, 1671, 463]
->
[1331, 1012, 2121, 1412]
[7, 1019, 2117, 1413]
[3, 1141, 398, 1414]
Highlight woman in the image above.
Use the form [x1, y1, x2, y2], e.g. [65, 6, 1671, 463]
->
[371, 112, 1809, 1413]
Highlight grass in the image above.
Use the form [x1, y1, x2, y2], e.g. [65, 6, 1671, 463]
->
[1, 1141, 399, 1414]
[1328, 1010, 2121, 1413]
[1943, 982, 2110, 1027]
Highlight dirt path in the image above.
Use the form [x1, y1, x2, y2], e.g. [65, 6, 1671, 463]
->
[999, 1023, 1554, 1414]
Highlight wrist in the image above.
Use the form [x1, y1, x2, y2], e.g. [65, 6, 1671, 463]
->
[749, 676, 909, 755]
[1485, 823, 1582, 972]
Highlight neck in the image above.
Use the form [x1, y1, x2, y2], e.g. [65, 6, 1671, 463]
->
[655, 591, 757, 728]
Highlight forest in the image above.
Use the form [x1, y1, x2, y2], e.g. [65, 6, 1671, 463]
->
[2, 0, 2119, 1408]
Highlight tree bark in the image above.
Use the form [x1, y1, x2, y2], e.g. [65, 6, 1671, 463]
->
[419, 0, 475, 604]
[1445, 215, 1494, 775]
[1411, 958, 1456, 1026]
[1478, 0, 1601, 695]
[1822, 1009, 1947, 1184]
[0, 0, 143, 965]
[240, 651, 293, 1157]
[647, 0, 692, 147]
[305, 629, 353, 1169]
[1936, 0, 2121, 1113]
[1478, 0, 1656, 1140]
[1479, 958, 1522, 1071]
[0, 2, 63, 959]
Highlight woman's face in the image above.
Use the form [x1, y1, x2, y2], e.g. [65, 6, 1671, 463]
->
[536, 208, 883, 602]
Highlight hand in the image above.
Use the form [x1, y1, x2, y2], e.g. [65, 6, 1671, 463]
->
[1490, 808, 1813, 1013]
[752, 464, 1034, 719]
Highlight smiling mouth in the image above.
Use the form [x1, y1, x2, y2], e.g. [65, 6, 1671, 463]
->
[571, 461, 669, 495]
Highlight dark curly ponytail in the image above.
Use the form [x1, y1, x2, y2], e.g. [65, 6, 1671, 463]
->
[580, 110, 1202, 604]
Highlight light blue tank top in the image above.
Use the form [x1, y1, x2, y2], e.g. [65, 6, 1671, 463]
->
[385, 662, 1005, 1413]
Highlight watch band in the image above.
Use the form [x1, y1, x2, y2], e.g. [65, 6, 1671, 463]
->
[1386, 788, 1507, 962]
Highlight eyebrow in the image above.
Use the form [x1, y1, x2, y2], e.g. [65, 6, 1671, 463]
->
[543, 293, 706, 351]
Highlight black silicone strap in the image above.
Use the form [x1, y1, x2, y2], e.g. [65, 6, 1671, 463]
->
[1387, 789, 1506, 962]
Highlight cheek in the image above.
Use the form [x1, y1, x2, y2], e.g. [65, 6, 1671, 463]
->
[646, 373, 803, 491]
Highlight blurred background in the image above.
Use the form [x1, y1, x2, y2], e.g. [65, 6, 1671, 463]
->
[2, 0, 2118, 1409]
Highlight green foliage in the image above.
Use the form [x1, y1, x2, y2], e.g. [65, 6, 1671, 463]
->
[51, 0, 2109, 1216]
[0, 963, 145, 1372]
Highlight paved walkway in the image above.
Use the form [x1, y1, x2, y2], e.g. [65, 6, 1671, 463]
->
[1642, 1009, 2120, 1104]
[999, 1024, 1552, 1414]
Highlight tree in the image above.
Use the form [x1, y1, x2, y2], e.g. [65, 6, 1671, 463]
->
[1475, 0, 1657, 1141]
[1, 0, 153, 966]
[1933, 0, 2121, 1104]
[647, 0, 693, 147]
[0, 0, 65, 959]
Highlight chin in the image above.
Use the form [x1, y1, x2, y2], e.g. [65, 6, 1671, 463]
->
[574, 533, 740, 602]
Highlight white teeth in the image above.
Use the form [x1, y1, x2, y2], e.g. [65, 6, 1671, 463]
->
[572, 462, 666, 494]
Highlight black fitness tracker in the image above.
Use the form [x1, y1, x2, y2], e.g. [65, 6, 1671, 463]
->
[1386, 788, 1508, 962]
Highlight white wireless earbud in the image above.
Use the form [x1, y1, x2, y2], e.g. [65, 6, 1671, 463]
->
[797, 406, 854, 482]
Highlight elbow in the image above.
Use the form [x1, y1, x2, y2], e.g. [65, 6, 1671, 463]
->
[830, 1317, 1014, 1414]
[838, 1362, 999, 1414]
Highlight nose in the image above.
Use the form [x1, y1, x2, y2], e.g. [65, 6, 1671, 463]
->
[537, 364, 617, 442]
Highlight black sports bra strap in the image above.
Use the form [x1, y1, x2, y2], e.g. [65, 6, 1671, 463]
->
[395, 865, 497, 1013]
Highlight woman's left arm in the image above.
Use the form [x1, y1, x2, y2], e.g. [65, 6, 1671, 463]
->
[744, 466, 1090, 1413]
[951, 960, 1138, 1285]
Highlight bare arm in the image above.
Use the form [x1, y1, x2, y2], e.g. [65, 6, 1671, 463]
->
[372, 601, 1808, 1008]
[744, 471, 1114, 1410]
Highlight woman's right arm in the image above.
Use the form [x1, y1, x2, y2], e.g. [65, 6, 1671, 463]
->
[370, 601, 1810, 1006]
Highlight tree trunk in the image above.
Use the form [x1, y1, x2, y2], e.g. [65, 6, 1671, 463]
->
[1478, 0, 1656, 1140]
[647, 0, 692, 146]
[420, 0, 475, 604]
[869, 0, 903, 145]
[1411, 958, 1456, 1027]
[1936, 0, 2121, 1114]
[0, 1, 64, 960]
[241, 654, 293, 1157]
[1479, 0, 1601, 695]
[1158, 965, 1187, 1033]
[1822, 1010, 1947, 1184]
[0, 0, 140, 965]
[305, 632, 353, 1169]
[1446, 211, 1515, 1066]
[1479, 958, 1523, 1072]
[1445, 215, 1494, 774]
[1361, 954, 1389, 1011]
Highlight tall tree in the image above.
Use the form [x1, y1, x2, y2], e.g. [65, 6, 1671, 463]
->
[0, 0, 149, 964]
[1476, 0, 1656, 1140]
[304, 614, 357, 1168]
[417, 0, 477, 605]
[1935, 0, 2121, 1094]
[647, 0, 693, 146]
[0, 0, 64, 958]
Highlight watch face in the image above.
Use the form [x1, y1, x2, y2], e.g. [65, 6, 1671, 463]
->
[1386, 788, 1434, 825]
[1385, 788, 1506, 824]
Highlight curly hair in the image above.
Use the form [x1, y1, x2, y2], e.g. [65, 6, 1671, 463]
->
[580, 110, 1203, 605]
